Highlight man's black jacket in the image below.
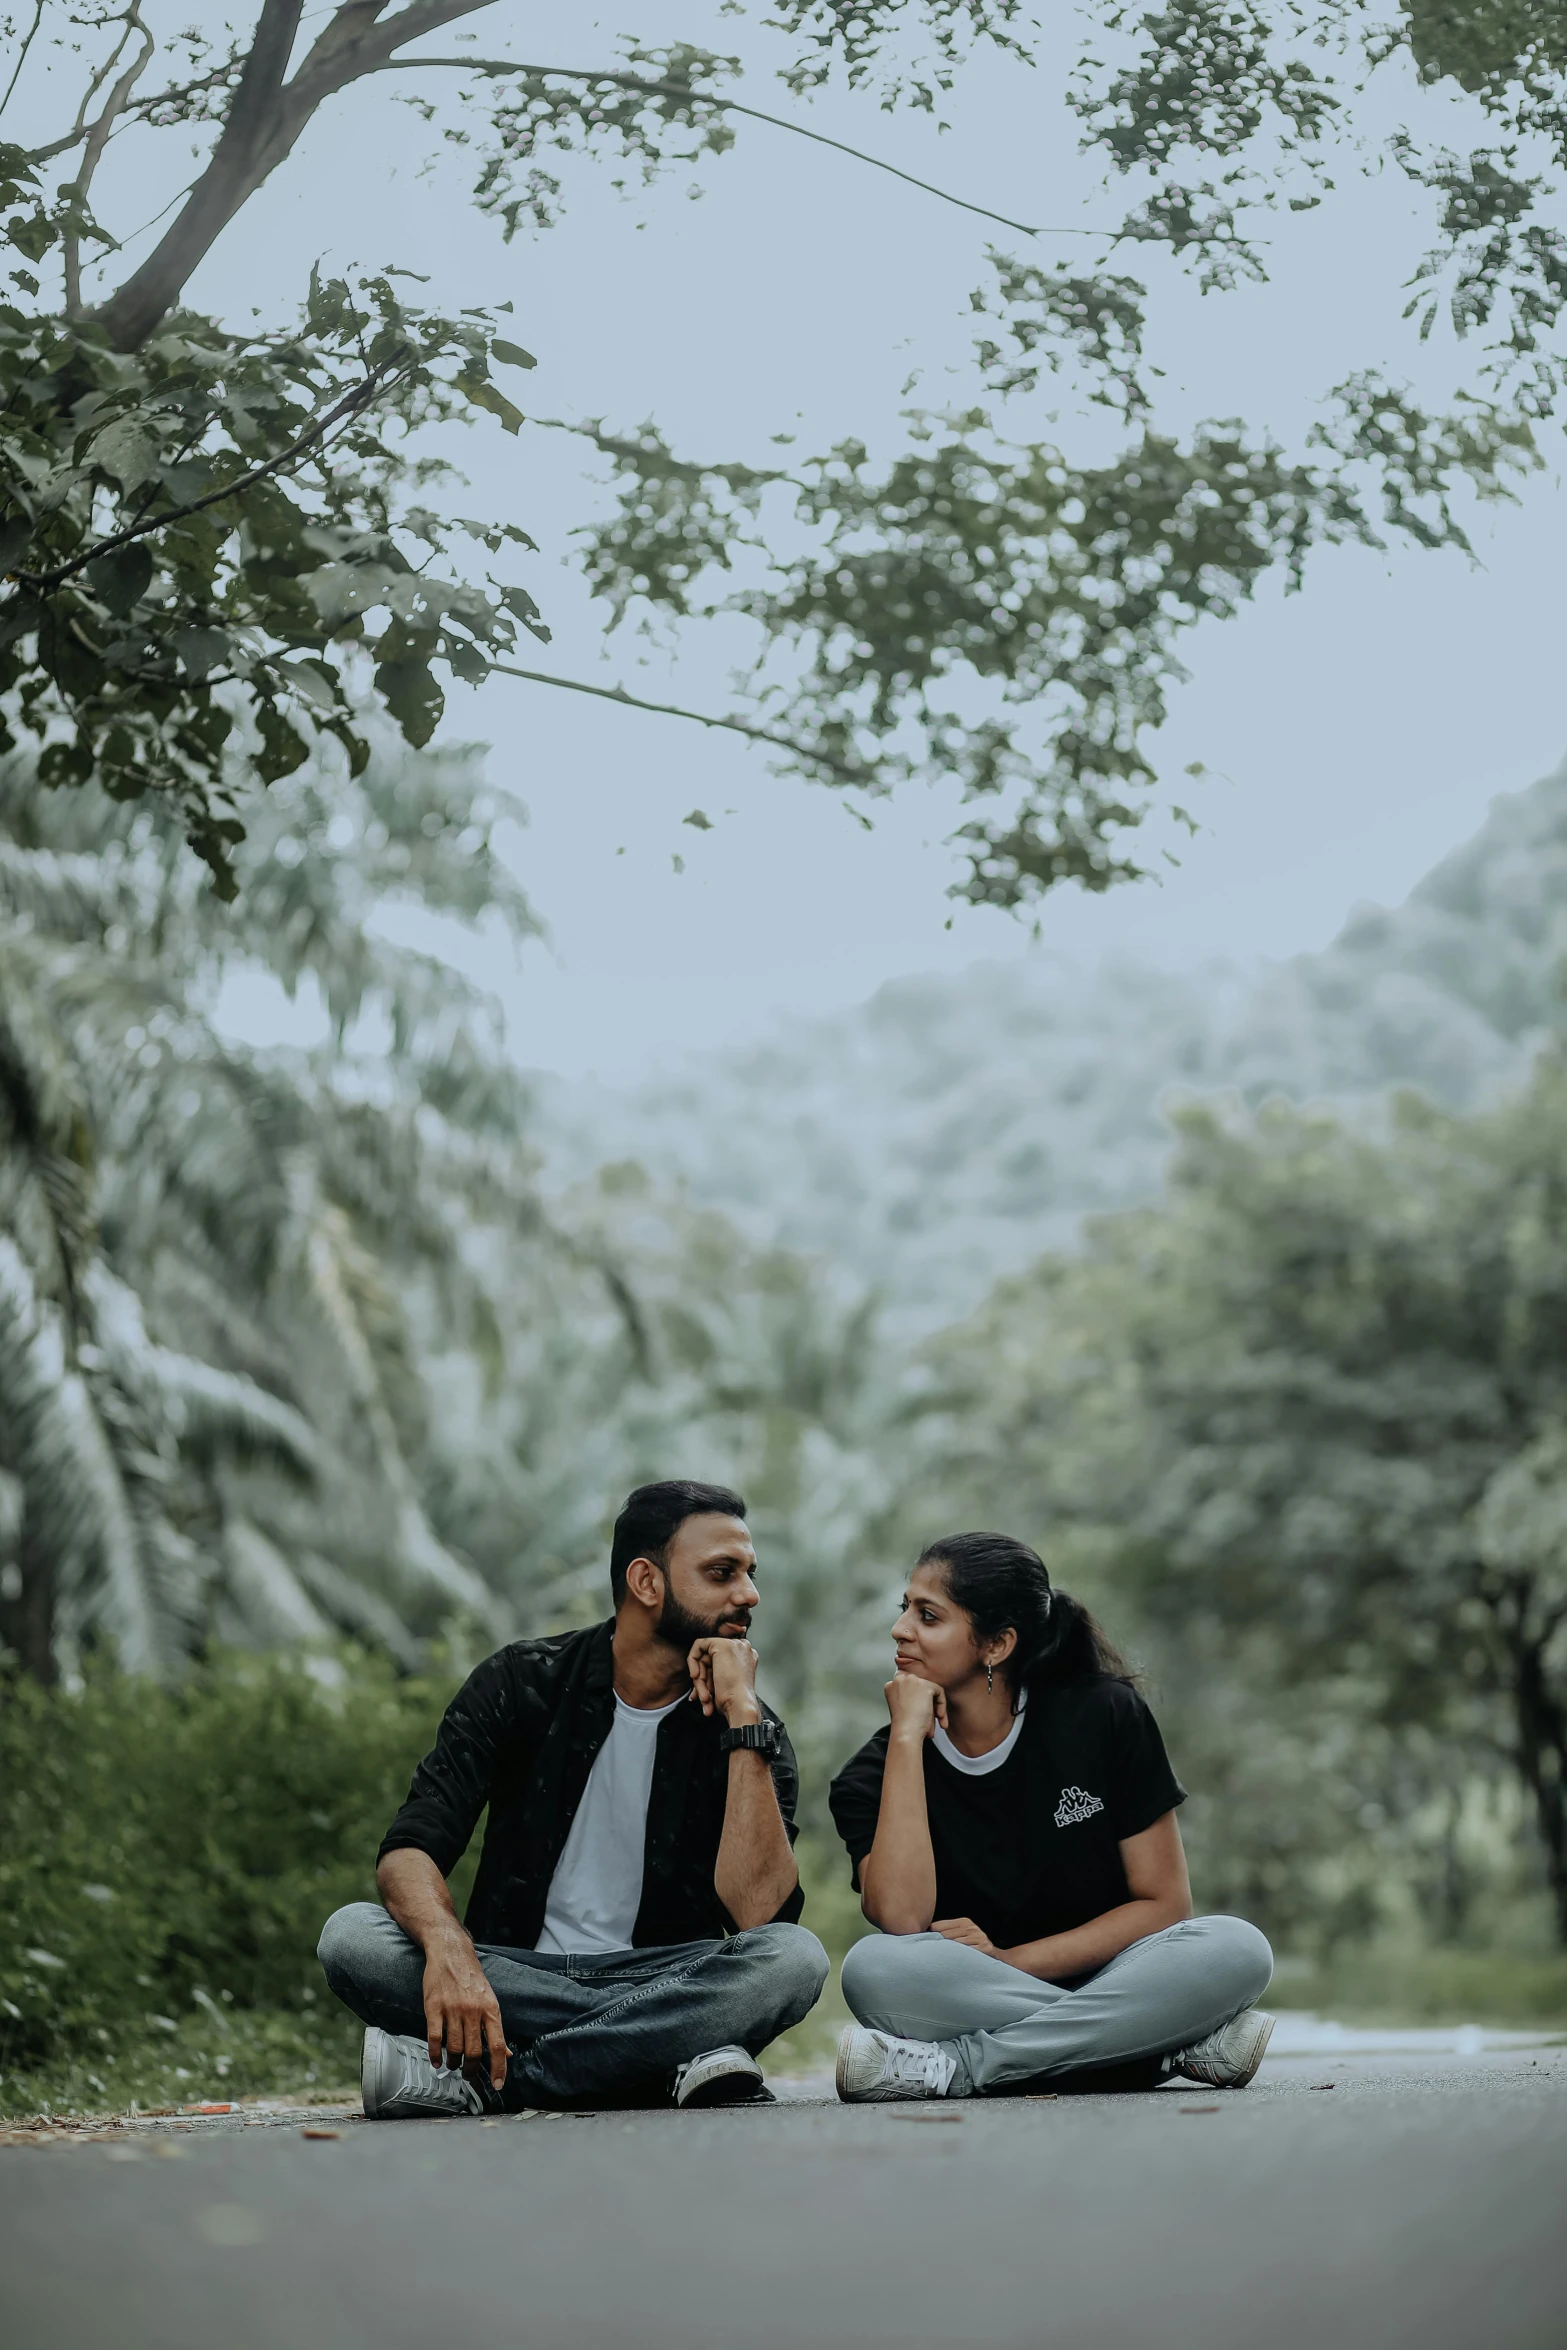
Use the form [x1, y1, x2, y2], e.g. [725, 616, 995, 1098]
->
[378, 1620, 804, 1948]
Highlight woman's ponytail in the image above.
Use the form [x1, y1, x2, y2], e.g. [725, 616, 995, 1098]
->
[917, 1532, 1133, 1705]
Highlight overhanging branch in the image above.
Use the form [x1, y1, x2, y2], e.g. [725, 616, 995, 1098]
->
[385, 57, 1110, 242]
[490, 661, 878, 789]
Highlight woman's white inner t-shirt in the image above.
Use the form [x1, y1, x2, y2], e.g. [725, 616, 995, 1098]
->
[931, 1696, 1027, 1778]
[536, 1690, 687, 1954]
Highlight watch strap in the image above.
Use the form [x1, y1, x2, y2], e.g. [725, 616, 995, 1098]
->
[719, 1718, 781, 1756]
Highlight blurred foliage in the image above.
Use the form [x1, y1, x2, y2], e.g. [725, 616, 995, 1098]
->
[0, 4, 1562, 901]
[0, 1648, 463, 2113]
[914, 1061, 1567, 1947]
[0, 727, 914, 1721]
[0, 728, 540, 1677]
[1276, 1942, 1567, 2029]
[542, 755, 1567, 1336]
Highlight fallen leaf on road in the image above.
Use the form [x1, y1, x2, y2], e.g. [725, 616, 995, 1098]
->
[300, 2127, 340, 2139]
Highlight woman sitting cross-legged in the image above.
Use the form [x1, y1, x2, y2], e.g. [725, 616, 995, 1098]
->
[829, 1532, 1275, 2103]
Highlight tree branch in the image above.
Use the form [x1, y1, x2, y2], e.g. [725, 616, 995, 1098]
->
[25, 0, 150, 167]
[490, 661, 877, 788]
[95, 0, 497, 351]
[10, 351, 410, 593]
[387, 57, 1069, 242]
[93, 0, 307, 350]
[117, 57, 246, 125]
[0, 0, 46, 124]
[64, 7, 155, 317]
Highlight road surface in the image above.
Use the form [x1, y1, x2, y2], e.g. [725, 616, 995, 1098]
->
[2, 2042, 1563, 2350]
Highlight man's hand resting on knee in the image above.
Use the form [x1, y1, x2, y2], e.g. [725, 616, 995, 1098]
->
[377, 1847, 510, 2090]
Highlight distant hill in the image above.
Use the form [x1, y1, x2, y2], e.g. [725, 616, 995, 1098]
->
[538, 756, 1567, 1329]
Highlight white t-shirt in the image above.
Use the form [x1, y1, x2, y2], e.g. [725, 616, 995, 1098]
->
[535, 1690, 688, 1955]
[931, 1697, 1027, 1778]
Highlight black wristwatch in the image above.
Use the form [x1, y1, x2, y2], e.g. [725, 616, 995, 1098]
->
[719, 1717, 782, 1758]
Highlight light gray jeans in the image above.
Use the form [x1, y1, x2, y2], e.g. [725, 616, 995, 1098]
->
[840, 1913, 1273, 2094]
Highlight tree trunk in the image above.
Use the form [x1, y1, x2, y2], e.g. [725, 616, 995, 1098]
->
[95, 0, 493, 351]
[1508, 1627, 1567, 1941]
[4, 1517, 58, 1685]
[96, 0, 307, 352]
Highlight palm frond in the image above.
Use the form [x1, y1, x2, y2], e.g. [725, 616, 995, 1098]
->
[148, 1351, 318, 1481]
[0, 840, 139, 941]
[0, 1239, 173, 1675]
[296, 1189, 503, 1629]
[288, 1548, 426, 1670]
[220, 1519, 333, 1646]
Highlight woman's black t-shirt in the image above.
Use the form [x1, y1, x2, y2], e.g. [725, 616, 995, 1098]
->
[828, 1678, 1185, 1952]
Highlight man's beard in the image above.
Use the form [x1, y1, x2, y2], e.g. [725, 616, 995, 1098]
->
[654, 1587, 752, 1655]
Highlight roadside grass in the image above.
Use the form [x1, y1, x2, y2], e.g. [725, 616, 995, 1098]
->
[0, 2007, 364, 2119]
[1271, 1946, 1567, 2031]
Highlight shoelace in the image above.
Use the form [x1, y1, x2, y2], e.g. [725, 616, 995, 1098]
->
[399, 2044, 474, 2107]
[879, 2037, 949, 2093]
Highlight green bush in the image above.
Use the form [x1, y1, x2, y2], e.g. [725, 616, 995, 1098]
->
[1275, 1946, 1567, 2030]
[0, 1651, 461, 2115]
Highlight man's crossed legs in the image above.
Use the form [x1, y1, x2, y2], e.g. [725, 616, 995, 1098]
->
[319, 1903, 827, 2112]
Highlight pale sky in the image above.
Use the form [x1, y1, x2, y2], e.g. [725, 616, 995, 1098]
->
[59, 4, 1564, 1079]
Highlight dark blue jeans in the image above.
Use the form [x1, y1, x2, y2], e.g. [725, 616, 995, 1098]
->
[318, 1903, 827, 2107]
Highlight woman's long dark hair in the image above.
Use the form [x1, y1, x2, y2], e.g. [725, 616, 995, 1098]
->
[918, 1531, 1133, 1705]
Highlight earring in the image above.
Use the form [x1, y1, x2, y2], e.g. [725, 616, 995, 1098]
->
[986, 1662, 994, 1694]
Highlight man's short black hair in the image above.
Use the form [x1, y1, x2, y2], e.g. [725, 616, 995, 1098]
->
[610, 1480, 747, 1607]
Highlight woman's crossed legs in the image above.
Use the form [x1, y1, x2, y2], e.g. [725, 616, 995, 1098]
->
[840, 1913, 1273, 2095]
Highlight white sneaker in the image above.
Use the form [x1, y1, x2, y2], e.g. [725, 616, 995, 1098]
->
[673, 2045, 775, 2109]
[836, 2024, 957, 2102]
[1171, 2008, 1276, 2089]
[360, 2027, 486, 2119]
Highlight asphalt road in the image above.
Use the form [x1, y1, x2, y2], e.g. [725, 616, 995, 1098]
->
[3, 2047, 1564, 2350]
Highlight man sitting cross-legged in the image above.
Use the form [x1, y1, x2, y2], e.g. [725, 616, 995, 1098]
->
[318, 1480, 827, 2115]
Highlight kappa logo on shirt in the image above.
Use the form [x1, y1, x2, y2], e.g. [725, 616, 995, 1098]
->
[1053, 1784, 1105, 1829]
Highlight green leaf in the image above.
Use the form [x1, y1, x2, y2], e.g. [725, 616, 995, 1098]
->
[375, 658, 445, 748]
[304, 563, 405, 629]
[458, 375, 525, 436]
[37, 734, 94, 789]
[254, 703, 310, 783]
[187, 810, 245, 900]
[89, 418, 162, 492]
[0, 514, 33, 572]
[171, 628, 231, 683]
[85, 543, 153, 617]
[682, 808, 714, 830]
[175, 701, 233, 760]
[6, 213, 57, 264]
[279, 658, 339, 713]
[445, 639, 491, 686]
[490, 339, 537, 372]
